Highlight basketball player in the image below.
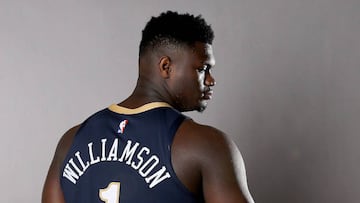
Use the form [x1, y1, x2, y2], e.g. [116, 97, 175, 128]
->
[42, 11, 255, 203]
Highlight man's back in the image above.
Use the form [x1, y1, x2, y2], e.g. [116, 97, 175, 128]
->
[60, 102, 202, 203]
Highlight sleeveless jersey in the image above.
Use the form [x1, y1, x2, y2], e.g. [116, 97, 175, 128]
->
[60, 102, 202, 203]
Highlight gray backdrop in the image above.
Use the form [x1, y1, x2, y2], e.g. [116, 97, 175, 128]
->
[1, 0, 359, 202]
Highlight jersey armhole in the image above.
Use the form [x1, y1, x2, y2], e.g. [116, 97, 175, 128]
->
[164, 116, 199, 197]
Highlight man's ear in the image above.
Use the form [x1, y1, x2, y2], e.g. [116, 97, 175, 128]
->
[159, 56, 172, 79]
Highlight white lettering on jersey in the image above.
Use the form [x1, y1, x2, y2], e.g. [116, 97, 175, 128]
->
[139, 155, 159, 177]
[107, 138, 119, 161]
[146, 166, 171, 188]
[88, 142, 100, 164]
[75, 151, 90, 172]
[62, 138, 171, 188]
[131, 147, 149, 170]
[62, 162, 79, 184]
[119, 140, 139, 164]
[101, 139, 107, 161]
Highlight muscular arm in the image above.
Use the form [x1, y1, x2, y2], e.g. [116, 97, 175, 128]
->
[172, 120, 254, 203]
[42, 125, 79, 203]
[201, 131, 254, 203]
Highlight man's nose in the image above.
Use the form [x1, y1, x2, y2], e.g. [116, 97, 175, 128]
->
[205, 73, 216, 86]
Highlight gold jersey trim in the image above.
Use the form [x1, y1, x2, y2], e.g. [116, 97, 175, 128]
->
[108, 102, 172, 115]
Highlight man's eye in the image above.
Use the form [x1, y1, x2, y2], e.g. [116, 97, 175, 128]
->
[198, 65, 208, 72]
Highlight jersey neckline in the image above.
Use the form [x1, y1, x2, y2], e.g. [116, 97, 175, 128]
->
[108, 102, 172, 115]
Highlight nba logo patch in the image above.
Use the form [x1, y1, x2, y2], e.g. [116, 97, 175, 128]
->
[118, 119, 128, 134]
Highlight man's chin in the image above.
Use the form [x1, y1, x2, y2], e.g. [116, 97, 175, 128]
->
[178, 100, 209, 112]
[196, 101, 209, 113]
[196, 107, 206, 113]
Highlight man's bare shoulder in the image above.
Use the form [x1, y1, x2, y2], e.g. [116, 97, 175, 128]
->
[172, 119, 255, 203]
[42, 125, 80, 203]
[55, 125, 81, 160]
[175, 119, 232, 154]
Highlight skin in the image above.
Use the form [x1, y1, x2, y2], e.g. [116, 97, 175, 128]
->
[42, 42, 254, 203]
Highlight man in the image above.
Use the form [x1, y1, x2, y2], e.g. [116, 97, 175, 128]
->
[42, 11, 255, 203]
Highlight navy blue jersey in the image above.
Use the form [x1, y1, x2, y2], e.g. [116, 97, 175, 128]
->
[60, 102, 202, 203]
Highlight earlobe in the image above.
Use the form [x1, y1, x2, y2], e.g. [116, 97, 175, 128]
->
[159, 56, 171, 79]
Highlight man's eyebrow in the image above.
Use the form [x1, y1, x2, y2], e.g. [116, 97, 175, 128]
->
[206, 59, 216, 67]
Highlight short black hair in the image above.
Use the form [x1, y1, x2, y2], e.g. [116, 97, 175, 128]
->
[139, 11, 214, 56]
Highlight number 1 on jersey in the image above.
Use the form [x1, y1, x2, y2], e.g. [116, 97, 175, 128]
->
[99, 182, 121, 203]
